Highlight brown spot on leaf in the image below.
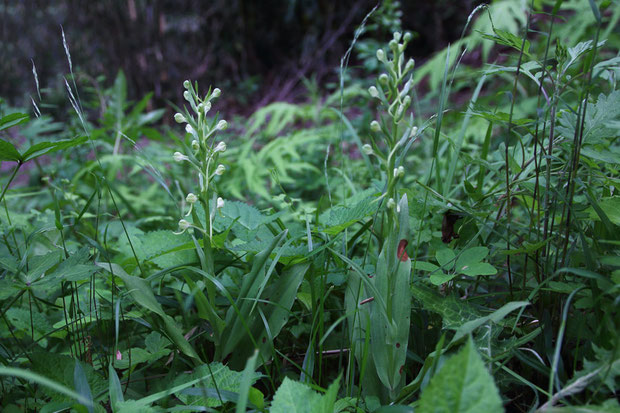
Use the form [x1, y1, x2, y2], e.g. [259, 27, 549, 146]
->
[398, 239, 409, 262]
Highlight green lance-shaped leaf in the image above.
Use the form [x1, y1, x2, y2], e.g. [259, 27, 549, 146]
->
[220, 230, 288, 359]
[417, 337, 504, 413]
[370, 194, 411, 397]
[96, 262, 200, 361]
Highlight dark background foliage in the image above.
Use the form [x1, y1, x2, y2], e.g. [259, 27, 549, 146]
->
[1, 0, 482, 111]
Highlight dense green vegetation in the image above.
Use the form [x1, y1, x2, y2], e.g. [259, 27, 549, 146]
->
[1, 1, 619, 412]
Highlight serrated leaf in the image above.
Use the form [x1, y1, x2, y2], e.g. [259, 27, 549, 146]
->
[172, 363, 260, 408]
[418, 338, 504, 413]
[319, 196, 378, 235]
[271, 377, 339, 413]
[410, 284, 482, 330]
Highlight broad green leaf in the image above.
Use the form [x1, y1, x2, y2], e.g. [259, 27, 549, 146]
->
[436, 248, 455, 269]
[236, 350, 261, 413]
[410, 284, 482, 330]
[96, 262, 165, 317]
[96, 262, 200, 361]
[414, 261, 440, 272]
[271, 376, 339, 413]
[0, 113, 29, 131]
[481, 29, 532, 58]
[319, 196, 378, 235]
[454, 247, 489, 272]
[586, 196, 620, 226]
[108, 365, 124, 412]
[21, 136, 88, 161]
[430, 271, 457, 285]
[451, 301, 529, 344]
[29, 353, 106, 405]
[459, 262, 497, 277]
[220, 230, 288, 360]
[0, 366, 92, 408]
[172, 362, 260, 408]
[0, 138, 22, 162]
[417, 338, 504, 413]
[73, 361, 94, 413]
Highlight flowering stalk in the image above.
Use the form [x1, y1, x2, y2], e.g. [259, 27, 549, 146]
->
[172, 80, 228, 342]
[355, 32, 418, 399]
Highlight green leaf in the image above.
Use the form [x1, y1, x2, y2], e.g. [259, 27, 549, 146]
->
[418, 338, 504, 413]
[455, 247, 489, 272]
[586, 196, 620, 226]
[436, 248, 456, 269]
[410, 284, 483, 330]
[0, 113, 29, 131]
[0, 138, 22, 162]
[96, 262, 200, 361]
[29, 353, 106, 405]
[271, 376, 339, 413]
[0, 366, 92, 408]
[21, 136, 88, 161]
[430, 271, 457, 285]
[459, 262, 497, 277]
[108, 364, 124, 412]
[481, 29, 532, 58]
[451, 301, 529, 344]
[172, 363, 260, 408]
[73, 361, 94, 413]
[319, 196, 378, 235]
[220, 230, 288, 360]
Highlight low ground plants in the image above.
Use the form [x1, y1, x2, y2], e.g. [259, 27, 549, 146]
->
[0, 0, 618, 412]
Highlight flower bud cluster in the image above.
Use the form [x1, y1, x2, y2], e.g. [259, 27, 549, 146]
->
[172, 80, 229, 238]
[364, 32, 419, 219]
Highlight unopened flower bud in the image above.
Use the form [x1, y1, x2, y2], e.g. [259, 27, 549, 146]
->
[370, 120, 381, 132]
[393, 32, 402, 42]
[191, 140, 200, 151]
[178, 219, 191, 230]
[393, 166, 405, 178]
[203, 101, 212, 115]
[376, 49, 385, 61]
[185, 124, 195, 135]
[404, 58, 415, 73]
[173, 152, 189, 162]
[389, 39, 398, 51]
[387, 198, 396, 209]
[212, 88, 221, 98]
[216, 197, 225, 209]
[216, 119, 228, 131]
[215, 164, 226, 175]
[183, 91, 191, 102]
[379, 74, 389, 85]
[368, 86, 379, 98]
[214, 141, 227, 153]
[410, 126, 418, 137]
[174, 113, 186, 123]
[398, 43, 406, 53]
[362, 144, 373, 155]
[403, 32, 413, 43]
[186, 193, 198, 204]
[183, 80, 191, 89]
